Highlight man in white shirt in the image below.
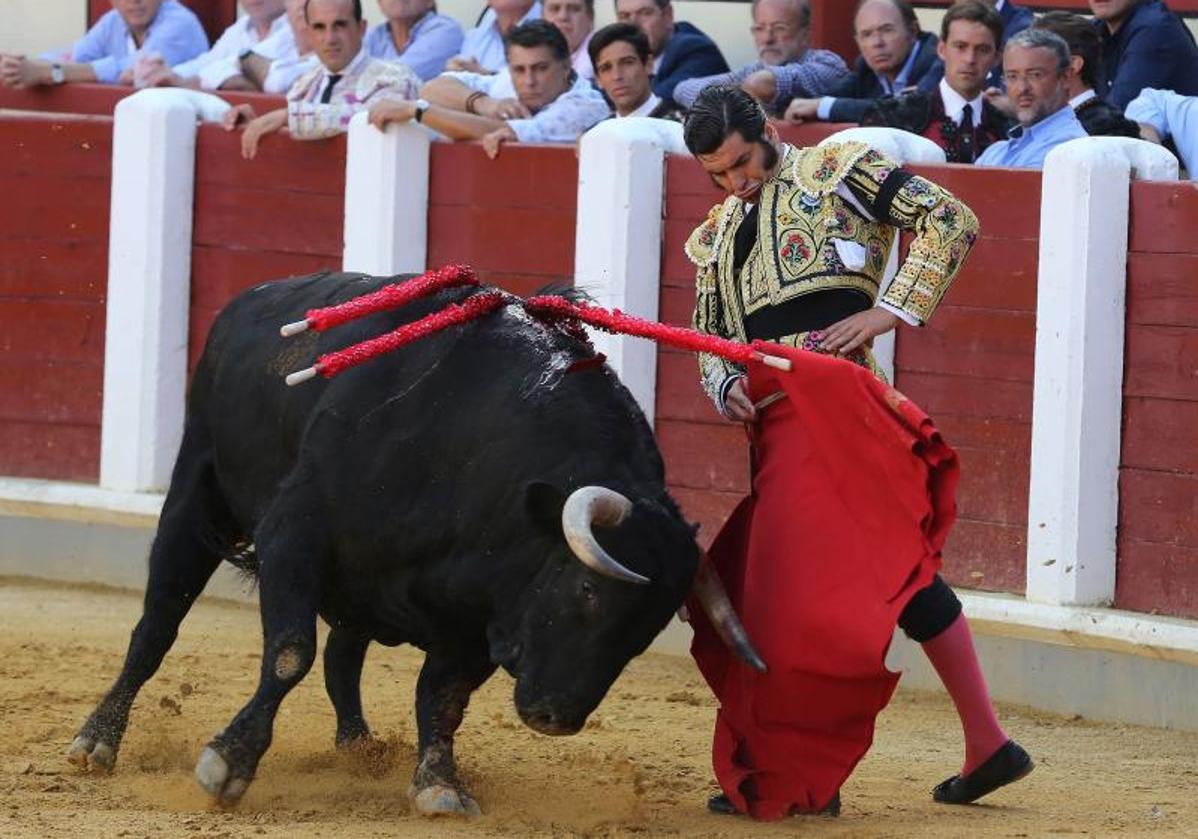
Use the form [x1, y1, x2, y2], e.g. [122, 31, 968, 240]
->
[224, 0, 420, 158]
[448, 0, 542, 73]
[1127, 88, 1198, 177]
[138, 0, 288, 89]
[588, 23, 680, 119]
[369, 20, 609, 156]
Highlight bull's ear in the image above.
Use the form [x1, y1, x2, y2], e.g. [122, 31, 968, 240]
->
[524, 481, 566, 536]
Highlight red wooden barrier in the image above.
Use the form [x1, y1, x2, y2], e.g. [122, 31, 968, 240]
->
[0, 83, 284, 118]
[1116, 181, 1198, 620]
[427, 143, 578, 296]
[902, 164, 1040, 595]
[188, 124, 348, 370]
[0, 113, 112, 482]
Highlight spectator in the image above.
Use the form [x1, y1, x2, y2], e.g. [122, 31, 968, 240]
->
[922, 0, 1034, 91]
[615, 0, 729, 107]
[0, 0, 207, 88]
[588, 22, 681, 118]
[977, 28, 1087, 168]
[138, 0, 289, 91]
[545, 0, 596, 80]
[1034, 12, 1140, 137]
[224, 0, 420, 159]
[231, 0, 324, 94]
[783, 0, 942, 125]
[450, 0, 542, 73]
[370, 20, 609, 156]
[1090, 0, 1198, 110]
[1126, 87, 1197, 176]
[672, 0, 849, 116]
[365, 0, 464, 81]
[862, 0, 1011, 163]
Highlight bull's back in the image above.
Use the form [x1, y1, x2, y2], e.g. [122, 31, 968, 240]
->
[190, 272, 413, 526]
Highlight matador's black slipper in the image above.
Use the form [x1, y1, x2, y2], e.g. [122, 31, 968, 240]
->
[707, 792, 841, 817]
[932, 740, 1034, 804]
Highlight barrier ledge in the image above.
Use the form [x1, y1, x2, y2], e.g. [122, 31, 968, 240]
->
[960, 591, 1198, 668]
[0, 476, 162, 529]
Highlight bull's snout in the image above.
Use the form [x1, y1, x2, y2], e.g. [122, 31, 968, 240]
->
[516, 701, 586, 736]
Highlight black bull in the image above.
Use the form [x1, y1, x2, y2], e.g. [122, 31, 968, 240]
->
[66, 273, 756, 816]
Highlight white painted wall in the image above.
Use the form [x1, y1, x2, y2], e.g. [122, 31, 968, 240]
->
[2, 1, 87, 54]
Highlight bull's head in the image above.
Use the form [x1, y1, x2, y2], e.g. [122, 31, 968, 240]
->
[488, 483, 761, 736]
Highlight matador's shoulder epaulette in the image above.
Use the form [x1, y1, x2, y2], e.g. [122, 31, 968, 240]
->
[791, 140, 874, 199]
[684, 198, 739, 268]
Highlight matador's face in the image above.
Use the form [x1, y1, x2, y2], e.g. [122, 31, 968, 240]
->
[695, 124, 782, 205]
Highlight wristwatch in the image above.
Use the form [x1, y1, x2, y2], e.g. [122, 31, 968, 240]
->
[413, 98, 430, 123]
[50, 62, 65, 85]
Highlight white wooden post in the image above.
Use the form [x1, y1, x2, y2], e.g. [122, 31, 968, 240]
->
[574, 118, 689, 424]
[1026, 137, 1178, 606]
[821, 127, 947, 382]
[100, 91, 202, 492]
[342, 113, 430, 275]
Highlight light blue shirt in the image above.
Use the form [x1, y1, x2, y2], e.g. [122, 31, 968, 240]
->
[45, 1, 208, 84]
[1126, 88, 1198, 178]
[460, 2, 542, 73]
[364, 13, 465, 81]
[976, 104, 1089, 169]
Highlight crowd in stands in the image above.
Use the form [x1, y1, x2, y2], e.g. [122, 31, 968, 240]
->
[1, 0, 1195, 174]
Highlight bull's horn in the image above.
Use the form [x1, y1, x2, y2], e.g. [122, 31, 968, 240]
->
[561, 487, 650, 585]
[692, 555, 767, 673]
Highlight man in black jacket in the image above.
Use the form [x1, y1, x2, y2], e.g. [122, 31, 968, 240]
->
[1089, 0, 1198, 110]
[783, 0, 942, 124]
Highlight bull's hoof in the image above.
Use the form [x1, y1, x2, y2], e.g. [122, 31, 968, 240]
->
[66, 735, 117, 773]
[195, 746, 251, 807]
[409, 782, 482, 818]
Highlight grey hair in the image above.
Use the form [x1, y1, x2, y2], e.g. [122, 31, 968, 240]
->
[1005, 27, 1071, 72]
[751, 0, 812, 29]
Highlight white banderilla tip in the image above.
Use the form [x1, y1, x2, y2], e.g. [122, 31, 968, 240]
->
[280, 319, 310, 337]
[756, 353, 792, 371]
[285, 366, 319, 386]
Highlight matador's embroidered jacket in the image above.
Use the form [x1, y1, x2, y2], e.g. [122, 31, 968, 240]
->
[688, 141, 978, 411]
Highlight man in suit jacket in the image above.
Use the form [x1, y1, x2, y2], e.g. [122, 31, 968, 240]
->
[615, 0, 728, 107]
[862, 0, 1011, 163]
[783, 0, 942, 125]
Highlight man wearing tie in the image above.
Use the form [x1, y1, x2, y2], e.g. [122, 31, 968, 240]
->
[224, 0, 421, 159]
[861, 0, 1010, 164]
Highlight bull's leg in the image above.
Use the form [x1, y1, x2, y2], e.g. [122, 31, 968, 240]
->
[323, 626, 373, 746]
[194, 504, 324, 806]
[409, 649, 496, 817]
[68, 440, 231, 773]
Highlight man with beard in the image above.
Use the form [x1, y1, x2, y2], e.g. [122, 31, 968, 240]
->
[977, 27, 1087, 168]
[682, 84, 1032, 820]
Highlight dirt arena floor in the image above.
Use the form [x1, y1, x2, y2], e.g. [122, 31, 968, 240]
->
[2, 577, 1196, 838]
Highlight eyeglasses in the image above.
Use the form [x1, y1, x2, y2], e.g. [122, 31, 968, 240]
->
[750, 23, 799, 38]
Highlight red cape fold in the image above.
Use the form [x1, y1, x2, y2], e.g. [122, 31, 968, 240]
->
[687, 341, 960, 821]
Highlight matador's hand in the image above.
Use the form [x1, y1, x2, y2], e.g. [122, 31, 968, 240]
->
[819, 308, 900, 356]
